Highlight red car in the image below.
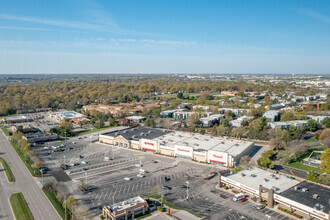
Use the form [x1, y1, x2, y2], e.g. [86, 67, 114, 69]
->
[240, 197, 247, 202]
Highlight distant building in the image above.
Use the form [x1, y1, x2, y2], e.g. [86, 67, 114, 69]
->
[218, 108, 248, 116]
[23, 132, 58, 143]
[267, 120, 308, 130]
[125, 116, 146, 123]
[2, 116, 29, 124]
[10, 124, 37, 134]
[192, 105, 210, 111]
[49, 111, 86, 124]
[270, 104, 283, 110]
[173, 111, 195, 120]
[221, 91, 237, 96]
[199, 114, 224, 127]
[307, 115, 328, 123]
[160, 110, 177, 118]
[102, 196, 148, 220]
[229, 116, 253, 127]
[263, 110, 281, 122]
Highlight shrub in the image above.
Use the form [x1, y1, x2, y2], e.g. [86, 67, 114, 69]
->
[278, 207, 303, 219]
[100, 215, 105, 220]
[157, 206, 164, 212]
[224, 185, 229, 190]
[232, 190, 239, 194]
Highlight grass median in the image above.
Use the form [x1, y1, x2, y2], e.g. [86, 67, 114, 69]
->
[9, 140, 41, 177]
[1, 126, 11, 136]
[0, 157, 15, 182]
[43, 188, 71, 220]
[9, 193, 34, 220]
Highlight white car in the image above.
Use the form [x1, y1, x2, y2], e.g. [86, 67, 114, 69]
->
[135, 164, 142, 167]
[124, 177, 132, 181]
[137, 174, 145, 178]
[81, 161, 87, 164]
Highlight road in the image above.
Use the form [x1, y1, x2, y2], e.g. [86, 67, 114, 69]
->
[0, 131, 60, 220]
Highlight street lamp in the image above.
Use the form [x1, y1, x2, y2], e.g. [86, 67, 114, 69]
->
[63, 155, 66, 164]
[186, 181, 189, 199]
[64, 198, 67, 220]
[85, 172, 88, 185]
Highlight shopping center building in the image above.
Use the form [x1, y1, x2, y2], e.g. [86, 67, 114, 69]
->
[99, 126, 254, 167]
[218, 167, 330, 220]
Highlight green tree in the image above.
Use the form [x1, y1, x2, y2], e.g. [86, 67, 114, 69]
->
[322, 117, 330, 128]
[145, 118, 156, 128]
[177, 92, 183, 99]
[306, 172, 319, 183]
[151, 186, 158, 197]
[153, 108, 161, 117]
[307, 119, 319, 132]
[186, 114, 200, 128]
[280, 112, 295, 121]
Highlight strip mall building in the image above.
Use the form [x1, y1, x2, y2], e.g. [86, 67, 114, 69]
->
[99, 127, 254, 167]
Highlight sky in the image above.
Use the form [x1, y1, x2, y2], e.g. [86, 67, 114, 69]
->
[0, 0, 330, 74]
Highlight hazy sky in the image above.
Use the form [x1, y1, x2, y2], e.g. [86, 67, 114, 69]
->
[1, 0, 330, 74]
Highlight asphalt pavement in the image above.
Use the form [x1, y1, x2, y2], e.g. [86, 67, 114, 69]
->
[0, 131, 60, 220]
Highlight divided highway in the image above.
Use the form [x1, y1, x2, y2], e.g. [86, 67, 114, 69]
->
[0, 131, 60, 220]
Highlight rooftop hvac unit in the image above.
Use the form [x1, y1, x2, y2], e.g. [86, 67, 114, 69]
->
[302, 188, 309, 192]
[251, 174, 257, 177]
[294, 186, 300, 191]
[313, 194, 320, 199]
[115, 133, 118, 136]
[241, 173, 246, 177]
[148, 130, 152, 133]
[264, 178, 269, 182]
[124, 130, 127, 133]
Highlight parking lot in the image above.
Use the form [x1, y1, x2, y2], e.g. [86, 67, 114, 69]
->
[32, 133, 293, 220]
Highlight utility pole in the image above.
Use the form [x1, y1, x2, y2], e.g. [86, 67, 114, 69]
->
[186, 181, 189, 199]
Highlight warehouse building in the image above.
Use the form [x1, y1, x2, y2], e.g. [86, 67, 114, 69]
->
[218, 167, 329, 220]
[102, 196, 148, 220]
[99, 127, 254, 167]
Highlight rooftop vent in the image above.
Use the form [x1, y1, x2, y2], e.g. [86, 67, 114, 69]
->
[313, 194, 320, 199]
[251, 174, 257, 178]
[264, 178, 269, 182]
[241, 173, 246, 177]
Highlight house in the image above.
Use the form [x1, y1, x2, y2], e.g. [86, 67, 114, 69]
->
[199, 114, 224, 127]
[219, 108, 248, 116]
[229, 116, 253, 127]
[125, 116, 146, 123]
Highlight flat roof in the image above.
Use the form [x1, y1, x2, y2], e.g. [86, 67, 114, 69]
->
[154, 130, 253, 156]
[227, 167, 300, 193]
[280, 181, 330, 214]
[102, 126, 173, 141]
[109, 196, 146, 213]
[3, 115, 27, 120]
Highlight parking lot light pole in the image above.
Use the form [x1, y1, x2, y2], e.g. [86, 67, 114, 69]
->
[186, 181, 189, 199]
[85, 172, 88, 185]
[63, 155, 66, 164]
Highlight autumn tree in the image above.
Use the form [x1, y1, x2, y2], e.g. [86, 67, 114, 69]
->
[280, 112, 295, 121]
[186, 114, 200, 128]
[320, 148, 330, 174]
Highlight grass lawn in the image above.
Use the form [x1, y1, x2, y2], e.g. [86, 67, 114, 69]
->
[0, 114, 17, 120]
[284, 162, 323, 174]
[1, 126, 11, 136]
[9, 140, 41, 177]
[136, 213, 152, 220]
[43, 189, 70, 220]
[9, 193, 34, 220]
[70, 126, 114, 137]
[0, 157, 15, 182]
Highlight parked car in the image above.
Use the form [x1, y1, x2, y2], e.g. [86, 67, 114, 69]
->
[240, 197, 247, 202]
[137, 174, 145, 178]
[180, 185, 188, 189]
[124, 177, 132, 181]
[164, 177, 171, 182]
[81, 161, 87, 164]
[233, 193, 245, 202]
[162, 185, 172, 190]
